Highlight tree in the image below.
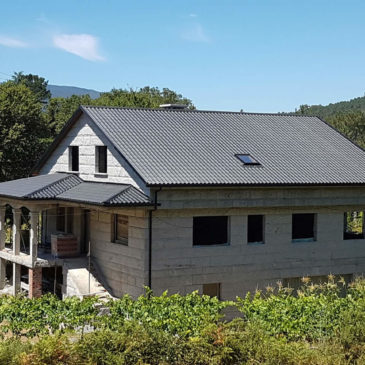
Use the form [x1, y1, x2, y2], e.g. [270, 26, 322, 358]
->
[0, 82, 49, 181]
[45, 94, 93, 135]
[298, 104, 310, 115]
[96, 86, 194, 109]
[327, 111, 365, 148]
[45, 86, 194, 137]
[12, 71, 51, 102]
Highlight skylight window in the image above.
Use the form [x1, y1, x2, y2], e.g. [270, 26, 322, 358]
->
[235, 154, 260, 165]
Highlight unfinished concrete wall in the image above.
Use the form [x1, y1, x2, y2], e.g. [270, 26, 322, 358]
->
[150, 186, 365, 299]
[89, 208, 149, 298]
[39, 113, 148, 194]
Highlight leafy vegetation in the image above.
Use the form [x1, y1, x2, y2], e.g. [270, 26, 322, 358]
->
[0, 278, 365, 363]
[0, 82, 50, 182]
[296, 95, 365, 119]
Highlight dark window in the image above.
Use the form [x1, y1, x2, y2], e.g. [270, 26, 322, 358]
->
[112, 214, 128, 245]
[56, 207, 65, 232]
[203, 283, 220, 299]
[66, 207, 74, 233]
[344, 211, 364, 240]
[68, 146, 79, 172]
[235, 154, 260, 165]
[292, 213, 315, 241]
[193, 216, 228, 246]
[247, 215, 264, 243]
[96, 146, 107, 173]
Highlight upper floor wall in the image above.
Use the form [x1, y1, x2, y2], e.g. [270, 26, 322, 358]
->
[39, 113, 149, 195]
[154, 185, 365, 211]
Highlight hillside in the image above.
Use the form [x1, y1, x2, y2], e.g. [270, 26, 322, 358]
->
[47, 84, 100, 99]
[296, 95, 365, 118]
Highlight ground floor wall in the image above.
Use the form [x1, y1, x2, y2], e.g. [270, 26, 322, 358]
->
[89, 208, 149, 298]
[42, 205, 150, 299]
[150, 206, 365, 300]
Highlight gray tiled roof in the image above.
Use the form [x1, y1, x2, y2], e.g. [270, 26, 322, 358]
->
[0, 173, 151, 206]
[0, 173, 79, 198]
[82, 106, 365, 186]
[57, 181, 151, 206]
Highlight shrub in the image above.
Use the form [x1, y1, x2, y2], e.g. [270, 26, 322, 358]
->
[101, 289, 229, 337]
[236, 276, 352, 341]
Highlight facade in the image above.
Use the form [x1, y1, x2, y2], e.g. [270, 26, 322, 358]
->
[0, 105, 364, 299]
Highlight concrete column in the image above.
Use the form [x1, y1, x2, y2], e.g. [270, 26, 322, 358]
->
[0, 206, 6, 250]
[0, 259, 6, 289]
[28, 267, 42, 298]
[12, 208, 21, 255]
[12, 262, 20, 295]
[29, 210, 39, 264]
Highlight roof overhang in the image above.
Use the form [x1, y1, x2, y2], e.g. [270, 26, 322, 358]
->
[0, 173, 153, 207]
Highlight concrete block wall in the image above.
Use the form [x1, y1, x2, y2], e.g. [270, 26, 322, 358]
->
[89, 208, 149, 298]
[150, 186, 365, 299]
[39, 113, 148, 194]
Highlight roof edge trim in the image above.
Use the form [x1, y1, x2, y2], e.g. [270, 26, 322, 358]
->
[146, 182, 365, 188]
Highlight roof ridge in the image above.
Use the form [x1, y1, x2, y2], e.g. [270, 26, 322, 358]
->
[81, 105, 319, 118]
[105, 185, 150, 204]
[106, 185, 152, 206]
[104, 185, 132, 204]
[26, 174, 82, 198]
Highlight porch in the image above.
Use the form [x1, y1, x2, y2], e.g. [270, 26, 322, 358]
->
[0, 173, 152, 298]
[0, 202, 91, 298]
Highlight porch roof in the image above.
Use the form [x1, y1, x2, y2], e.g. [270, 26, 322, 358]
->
[0, 173, 152, 207]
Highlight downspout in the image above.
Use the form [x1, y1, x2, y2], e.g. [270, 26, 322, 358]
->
[148, 187, 162, 289]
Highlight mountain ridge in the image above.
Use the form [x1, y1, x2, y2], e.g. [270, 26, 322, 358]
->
[47, 85, 101, 99]
[295, 95, 365, 118]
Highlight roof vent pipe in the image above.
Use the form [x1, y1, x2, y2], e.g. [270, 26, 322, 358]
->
[159, 104, 188, 110]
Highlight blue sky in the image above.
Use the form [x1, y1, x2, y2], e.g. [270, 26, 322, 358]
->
[1, 0, 365, 112]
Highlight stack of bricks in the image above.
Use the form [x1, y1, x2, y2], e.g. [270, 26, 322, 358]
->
[29, 268, 42, 298]
[51, 234, 79, 257]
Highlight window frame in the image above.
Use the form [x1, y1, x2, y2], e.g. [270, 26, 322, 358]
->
[68, 146, 79, 172]
[193, 216, 230, 246]
[247, 214, 265, 244]
[202, 283, 221, 299]
[344, 211, 364, 240]
[95, 146, 108, 174]
[292, 213, 316, 243]
[235, 153, 261, 165]
[112, 214, 129, 246]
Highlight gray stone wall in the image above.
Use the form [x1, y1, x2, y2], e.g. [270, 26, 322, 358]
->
[89, 208, 149, 298]
[150, 186, 365, 299]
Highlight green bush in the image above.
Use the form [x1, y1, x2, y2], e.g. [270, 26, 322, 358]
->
[102, 289, 229, 337]
[0, 279, 365, 364]
[236, 276, 354, 341]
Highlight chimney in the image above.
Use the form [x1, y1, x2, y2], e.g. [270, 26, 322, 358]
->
[159, 104, 188, 110]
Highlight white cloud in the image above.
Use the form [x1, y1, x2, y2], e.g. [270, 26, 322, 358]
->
[53, 33, 105, 61]
[189, 13, 198, 18]
[181, 24, 210, 43]
[0, 36, 28, 48]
